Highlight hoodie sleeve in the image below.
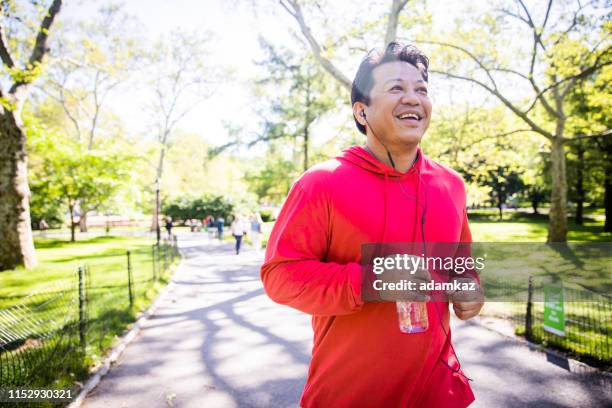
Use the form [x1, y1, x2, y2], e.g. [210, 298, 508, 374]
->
[261, 178, 364, 316]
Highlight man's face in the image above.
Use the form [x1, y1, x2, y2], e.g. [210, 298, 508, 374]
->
[363, 61, 432, 147]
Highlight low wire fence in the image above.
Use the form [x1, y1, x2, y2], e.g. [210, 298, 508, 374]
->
[0, 238, 179, 401]
[482, 278, 611, 369]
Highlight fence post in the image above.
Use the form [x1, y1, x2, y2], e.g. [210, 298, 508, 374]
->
[127, 250, 133, 307]
[525, 275, 533, 342]
[78, 266, 86, 349]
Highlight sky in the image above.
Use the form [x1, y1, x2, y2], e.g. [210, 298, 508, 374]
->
[58, 0, 532, 150]
[62, 0, 285, 147]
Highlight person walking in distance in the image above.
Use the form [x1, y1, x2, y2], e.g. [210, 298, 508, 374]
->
[231, 215, 246, 255]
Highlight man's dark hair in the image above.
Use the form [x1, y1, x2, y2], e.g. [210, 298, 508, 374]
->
[351, 42, 429, 135]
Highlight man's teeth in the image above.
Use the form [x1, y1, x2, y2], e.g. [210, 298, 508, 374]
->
[398, 113, 420, 120]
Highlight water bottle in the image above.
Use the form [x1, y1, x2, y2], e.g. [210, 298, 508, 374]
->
[396, 301, 428, 333]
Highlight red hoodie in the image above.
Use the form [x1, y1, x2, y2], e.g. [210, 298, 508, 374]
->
[261, 145, 475, 407]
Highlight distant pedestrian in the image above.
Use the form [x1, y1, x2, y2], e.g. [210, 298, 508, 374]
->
[216, 217, 225, 240]
[206, 215, 216, 240]
[231, 216, 247, 254]
[250, 213, 263, 253]
[164, 216, 173, 238]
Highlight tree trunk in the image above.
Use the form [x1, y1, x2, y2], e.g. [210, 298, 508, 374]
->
[574, 144, 584, 226]
[68, 204, 76, 242]
[0, 110, 37, 270]
[548, 137, 568, 242]
[497, 188, 503, 220]
[151, 149, 166, 232]
[604, 170, 611, 233]
[79, 211, 88, 232]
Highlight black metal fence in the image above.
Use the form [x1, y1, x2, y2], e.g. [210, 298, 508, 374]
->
[0, 239, 179, 396]
[482, 277, 611, 369]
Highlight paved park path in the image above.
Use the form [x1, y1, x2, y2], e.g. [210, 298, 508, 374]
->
[83, 234, 611, 408]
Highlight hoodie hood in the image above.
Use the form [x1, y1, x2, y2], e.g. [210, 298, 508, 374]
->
[336, 145, 425, 245]
[336, 145, 423, 179]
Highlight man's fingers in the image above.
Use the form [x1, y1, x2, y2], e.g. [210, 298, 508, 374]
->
[450, 289, 484, 303]
[453, 301, 481, 312]
[453, 301, 484, 320]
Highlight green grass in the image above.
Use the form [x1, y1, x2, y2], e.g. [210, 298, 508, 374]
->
[464, 210, 611, 368]
[468, 209, 611, 242]
[0, 235, 179, 393]
[483, 300, 611, 369]
[0, 236, 157, 307]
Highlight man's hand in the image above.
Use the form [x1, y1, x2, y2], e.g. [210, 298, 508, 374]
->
[377, 255, 431, 302]
[446, 277, 484, 320]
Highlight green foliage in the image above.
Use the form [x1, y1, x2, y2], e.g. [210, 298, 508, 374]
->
[26, 116, 136, 234]
[253, 37, 343, 170]
[244, 141, 299, 204]
[423, 104, 542, 210]
[260, 209, 274, 222]
[162, 194, 234, 222]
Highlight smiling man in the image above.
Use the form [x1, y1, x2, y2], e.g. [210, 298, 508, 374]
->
[261, 42, 482, 407]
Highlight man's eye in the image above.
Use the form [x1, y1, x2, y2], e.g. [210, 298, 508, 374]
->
[417, 88, 428, 94]
[390, 85, 403, 91]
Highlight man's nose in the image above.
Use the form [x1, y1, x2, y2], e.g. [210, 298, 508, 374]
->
[400, 89, 420, 105]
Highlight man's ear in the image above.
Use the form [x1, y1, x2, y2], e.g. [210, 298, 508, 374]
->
[352, 102, 367, 126]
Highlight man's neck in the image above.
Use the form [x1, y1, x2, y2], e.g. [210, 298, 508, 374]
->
[364, 139, 419, 173]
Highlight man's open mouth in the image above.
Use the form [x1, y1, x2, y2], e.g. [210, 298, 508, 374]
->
[396, 112, 422, 122]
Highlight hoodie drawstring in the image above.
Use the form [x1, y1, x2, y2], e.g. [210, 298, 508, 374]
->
[380, 171, 389, 243]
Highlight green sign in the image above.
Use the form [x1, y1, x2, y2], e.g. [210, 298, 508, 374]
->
[543, 284, 565, 336]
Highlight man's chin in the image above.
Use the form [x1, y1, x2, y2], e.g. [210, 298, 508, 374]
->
[396, 133, 424, 145]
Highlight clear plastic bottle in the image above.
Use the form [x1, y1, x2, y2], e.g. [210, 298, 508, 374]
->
[396, 301, 428, 333]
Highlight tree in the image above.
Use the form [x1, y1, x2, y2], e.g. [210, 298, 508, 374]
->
[42, 3, 140, 148]
[565, 58, 611, 229]
[422, 102, 540, 216]
[40, 4, 141, 232]
[162, 195, 234, 222]
[279, 0, 414, 91]
[418, 0, 611, 241]
[252, 38, 341, 171]
[30, 130, 134, 242]
[244, 141, 299, 204]
[481, 166, 524, 220]
[0, 0, 63, 270]
[143, 30, 217, 233]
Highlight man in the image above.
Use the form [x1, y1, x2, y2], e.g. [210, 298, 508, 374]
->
[261, 42, 483, 407]
[164, 216, 173, 238]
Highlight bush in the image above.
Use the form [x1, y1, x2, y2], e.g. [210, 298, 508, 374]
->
[162, 194, 234, 222]
[260, 209, 274, 222]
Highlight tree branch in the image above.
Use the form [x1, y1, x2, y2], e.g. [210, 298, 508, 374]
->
[551, 0, 594, 48]
[9, 0, 62, 95]
[28, 0, 62, 67]
[563, 129, 612, 142]
[0, 23, 15, 68]
[523, 47, 612, 115]
[279, 0, 351, 90]
[384, 0, 409, 47]
[415, 39, 499, 90]
[431, 69, 553, 139]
